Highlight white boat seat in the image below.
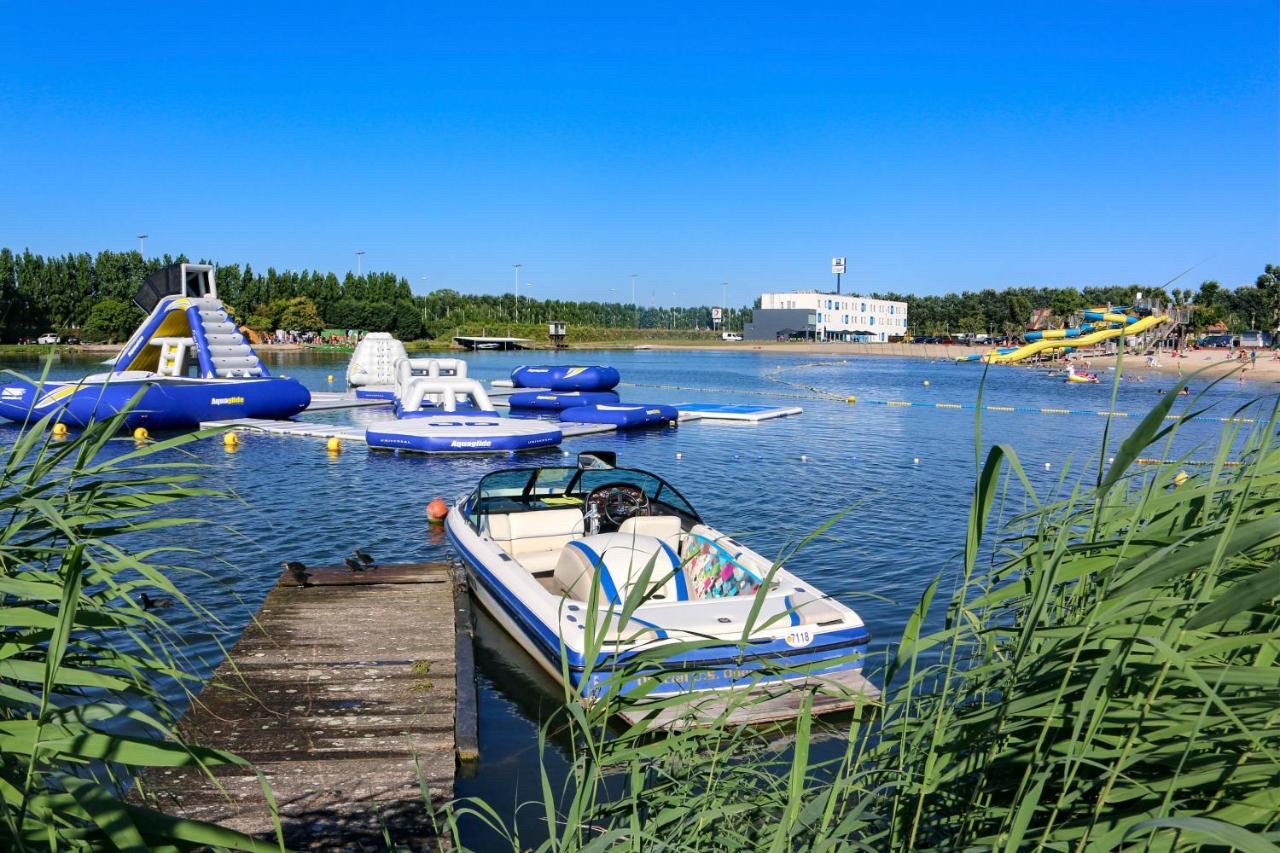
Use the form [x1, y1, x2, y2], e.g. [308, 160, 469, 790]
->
[486, 509, 585, 567]
[553, 532, 687, 605]
[617, 515, 684, 556]
[518, 550, 565, 574]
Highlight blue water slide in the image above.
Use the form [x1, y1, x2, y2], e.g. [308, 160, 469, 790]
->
[113, 297, 175, 372]
[185, 305, 217, 378]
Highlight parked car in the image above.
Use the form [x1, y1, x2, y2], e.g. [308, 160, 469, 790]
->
[720, 332, 743, 341]
[1198, 334, 1235, 348]
[63, 336, 80, 345]
[36, 333, 60, 345]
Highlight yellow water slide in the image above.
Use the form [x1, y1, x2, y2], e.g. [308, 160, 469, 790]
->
[979, 314, 1169, 364]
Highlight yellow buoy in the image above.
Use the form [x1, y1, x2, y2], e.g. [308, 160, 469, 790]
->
[132, 427, 149, 441]
[52, 422, 69, 437]
[327, 436, 342, 453]
[923, 380, 930, 387]
[327, 374, 334, 383]
[846, 395, 857, 404]
[223, 431, 239, 449]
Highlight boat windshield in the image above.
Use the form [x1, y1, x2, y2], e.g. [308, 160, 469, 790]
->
[467, 465, 700, 524]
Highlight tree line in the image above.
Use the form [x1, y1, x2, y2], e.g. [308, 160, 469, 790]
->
[872, 267, 1280, 337]
[0, 248, 1274, 343]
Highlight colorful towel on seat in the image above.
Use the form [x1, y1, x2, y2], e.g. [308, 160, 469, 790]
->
[684, 533, 763, 599]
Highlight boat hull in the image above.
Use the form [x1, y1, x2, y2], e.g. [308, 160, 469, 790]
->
[0, 376, 311, 430]
[445, 508, 870, 702]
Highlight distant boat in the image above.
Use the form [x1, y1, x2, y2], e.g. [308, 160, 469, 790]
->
[633, 344, 653, 350]
[454, 335, 529, 351]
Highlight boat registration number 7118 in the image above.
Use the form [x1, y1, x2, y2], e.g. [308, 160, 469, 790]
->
[784, 628, 814, 648]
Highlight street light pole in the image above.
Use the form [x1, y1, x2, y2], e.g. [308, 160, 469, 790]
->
[721, 281, 728, 330]
[513, 264, 522, 323]
[137, 234, 148, 257]
[355, 251, 366, 276]
[630, 274, 638, 328]
[671, 291, 676, 330]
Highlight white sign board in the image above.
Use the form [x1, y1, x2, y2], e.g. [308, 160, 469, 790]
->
[711, 307, 722, 320]
[831, 257, 847, 274]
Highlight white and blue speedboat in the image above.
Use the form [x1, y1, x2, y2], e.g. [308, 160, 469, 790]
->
[447, 453, 872, 720]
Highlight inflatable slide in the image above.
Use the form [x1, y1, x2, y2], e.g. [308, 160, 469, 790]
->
[0, 263, 310, 429]
[962, 309, 1168, 364]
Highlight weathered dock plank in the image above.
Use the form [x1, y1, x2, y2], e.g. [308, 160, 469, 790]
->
[142, 562, 467, 850]
[616, 669, 882, 729]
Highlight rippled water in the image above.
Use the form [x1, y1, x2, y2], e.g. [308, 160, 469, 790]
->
[3, 348, 1271, 840]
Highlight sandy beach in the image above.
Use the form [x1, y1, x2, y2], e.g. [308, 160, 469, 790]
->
[648, 340, 1280, 384]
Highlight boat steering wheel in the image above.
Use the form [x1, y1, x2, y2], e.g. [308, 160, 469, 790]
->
[586, 483, 651, 526]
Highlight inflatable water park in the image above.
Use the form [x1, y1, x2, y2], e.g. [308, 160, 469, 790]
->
[0, 263, 310, 430]
[360, 356, 682, 453]
[0, 286, 800, 454]
[959, 307, 1169, 365]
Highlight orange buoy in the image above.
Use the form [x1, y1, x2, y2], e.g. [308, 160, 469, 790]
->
[426, 497, 449, 524]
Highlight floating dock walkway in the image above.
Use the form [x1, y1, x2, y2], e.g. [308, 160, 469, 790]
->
[142, 562, 475, 850]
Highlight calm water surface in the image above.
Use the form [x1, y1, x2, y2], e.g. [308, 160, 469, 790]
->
[4, 349, 1272, 842]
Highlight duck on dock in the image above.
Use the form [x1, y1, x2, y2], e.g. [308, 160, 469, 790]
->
[353, 548, 378, 569]
[282, 560, 311, 587]
[343, 555, 367, 573]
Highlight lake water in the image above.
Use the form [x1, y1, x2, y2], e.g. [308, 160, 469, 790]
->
[3, 348, 1271, 843]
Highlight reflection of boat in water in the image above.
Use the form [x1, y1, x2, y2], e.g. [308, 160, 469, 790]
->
[0, 263, 310, 430]
[447, 452, 874, 725]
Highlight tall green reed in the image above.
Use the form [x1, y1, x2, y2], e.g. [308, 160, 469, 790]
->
[0, 393, 278, 851]
[446, 362, 1280, 852]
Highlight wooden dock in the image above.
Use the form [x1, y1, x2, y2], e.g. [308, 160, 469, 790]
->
[616, 668, 881, 729]
[141, 561, 474, 850]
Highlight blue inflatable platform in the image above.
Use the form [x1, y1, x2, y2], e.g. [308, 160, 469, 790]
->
[507, 390, 620, 411]
[510, 365, 620, 392]
[559, 403, 679, 430]
[366, 414, 562, 454]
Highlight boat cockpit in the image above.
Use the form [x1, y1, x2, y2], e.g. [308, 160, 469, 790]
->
[460, 453, 772, 606]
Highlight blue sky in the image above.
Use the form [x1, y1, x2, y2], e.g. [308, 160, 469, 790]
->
[1, 2, 1275, 305]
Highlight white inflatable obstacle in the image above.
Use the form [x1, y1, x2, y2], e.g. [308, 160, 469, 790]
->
[346, 333, 409, 388]
[392, 356, 468, 398]
[397, 376, 496, 416]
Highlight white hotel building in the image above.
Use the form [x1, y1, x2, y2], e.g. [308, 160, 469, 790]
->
[744, 291, 909, 343]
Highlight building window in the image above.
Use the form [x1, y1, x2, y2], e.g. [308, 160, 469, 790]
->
[861, 302, 866, 312]
[870, 316, 875, 326]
